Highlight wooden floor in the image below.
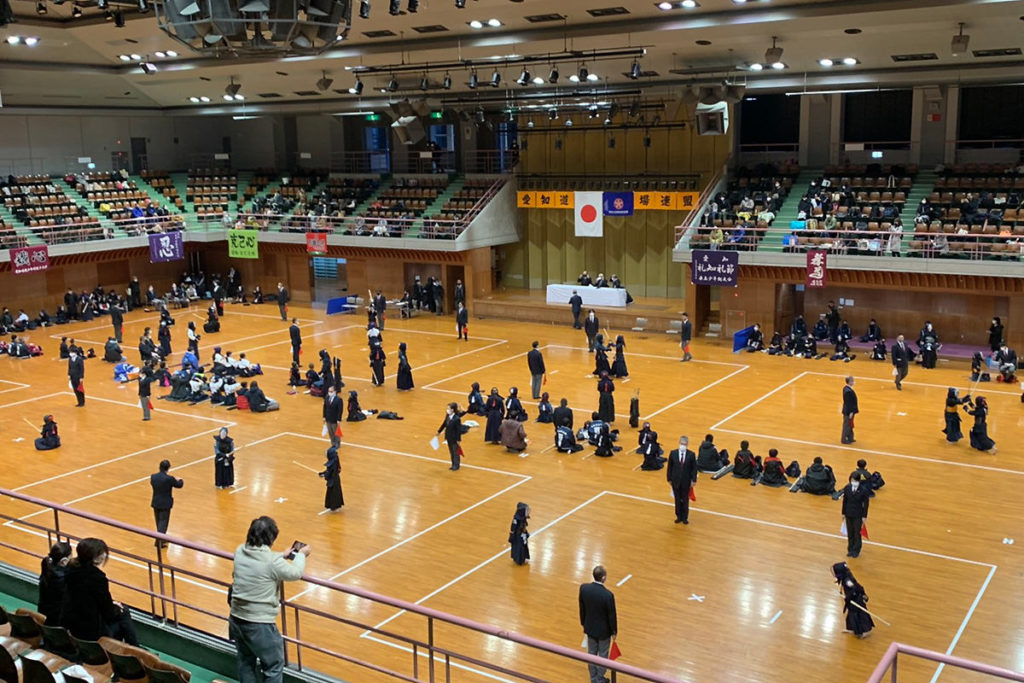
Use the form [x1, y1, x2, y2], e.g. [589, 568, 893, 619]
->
[1, 297, 1022, 683]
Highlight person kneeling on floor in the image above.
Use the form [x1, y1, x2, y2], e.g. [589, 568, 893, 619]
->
[247, 381, 279, 412]
[555, 425, 584, 453]
[35, 415, 61, 451]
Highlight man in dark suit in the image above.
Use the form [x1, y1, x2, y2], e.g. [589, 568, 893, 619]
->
[456, 302, 469, 340]
[373, 290, 387, 330]
[680, 312, 693, 362]
[110, 303, 124, 343]
[322, 386, 343, 449]
[64, 288, 79, 320]
[569, 290, 583, 329]
[68, 348, 85, 407]
[841, 473, 870, 558]
[437, 402, 462, 471]
[527, 341, 546, 400]
[138, 366, 154, 421]
[841, 375, 858, 444]
[891, 334, 910, 390]
[552, 398, 573, 430]
[578, 564, 616, 683]
[667, 435, 697, 524]
[150, 459, 184, 548]
[453, 279, 465, 309]
[277, 282, 289, 321]
[584, 310, 599, 352]
[289, 318, 302, 364]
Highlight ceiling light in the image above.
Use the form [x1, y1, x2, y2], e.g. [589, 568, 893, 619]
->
[657, 1, 671, 8]
[469, 19, 482, 28]
[587, 72, 599, 82]
[548, 65, 559, 83]
[532, 76, 544, 85]
[317, 71, 334, 91]
[155, 51, 167, 58]
[223, 94, 234, 101]
[349, 77, 364, 94]
[189, 97, 200, 103]
[603, 116, 612, 125]
[569, 73, 579, 83]
[419, 73, 429, 90]
[732, 0, 746, 3]
[387, 74, 399, 91]
[24, 36, 39, 46]
[442, 72, 452, 89]
[468, 69, 478, 88]
[842, 57, 858, 66]
[141, 62, 157, 74]
[951, 22, 969, 56]
[6, 36, 20, 45]
[490, 68, 501, 87]
[765, 36, 783, 68]
[526, 119, 534, 128]
[681, 0, 697, 7]
[35, 2, 47, 14]
[234, 94, 244, 101]
[200, 96, 210, 102]
[407, 0, 417, 11]
[771, 61, 785, 70]
[818, 58, 833, 67]
[748, 62, 763, 71]
[359, 0, 370, 18]
[564, 118, 573, 127]
[629, 61, 641, 79]
[113, 11, 125, 26]
[578, 64, 589, 82]
[548, 108, 558, 120]
[455, 0, 465, 6]
[118, 53, 130, 61]
[166, 50, 177, 57]
[225, 78, 241, 98]
[71, 4, 82, 16]
[388, 0, 399, 15]
[487, 18, 501, 27]
[129, 53, 141, 60]
[516, 68, 530, 86]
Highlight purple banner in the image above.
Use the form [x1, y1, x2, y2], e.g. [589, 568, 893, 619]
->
[149, 231, 184, 263]
[691, 249, 739, 286]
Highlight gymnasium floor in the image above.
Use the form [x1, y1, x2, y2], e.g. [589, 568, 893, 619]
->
[0, 299, 1022, 682]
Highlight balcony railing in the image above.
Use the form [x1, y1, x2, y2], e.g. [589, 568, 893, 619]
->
[868, 642, 1024, 682]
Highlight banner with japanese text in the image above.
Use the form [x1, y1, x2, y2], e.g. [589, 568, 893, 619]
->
[691, 250, 738, 286]
[602, 192, 634, 216]
[9, 245, 49, 275]
[306, 232, 328, 254]
[807, 249, 828, 288]
[516, 191, 537, 208]
[228, 229, 259, 259]
[148, 231, 184, 263]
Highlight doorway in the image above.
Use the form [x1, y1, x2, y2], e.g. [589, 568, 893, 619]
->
[130, 138, 148, 174]
[311, 256, 348, 303]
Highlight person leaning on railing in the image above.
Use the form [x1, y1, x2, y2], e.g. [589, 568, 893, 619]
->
[229, 516, 311, 683]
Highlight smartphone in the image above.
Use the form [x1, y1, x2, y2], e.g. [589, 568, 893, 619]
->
[285, 540, 305, 560]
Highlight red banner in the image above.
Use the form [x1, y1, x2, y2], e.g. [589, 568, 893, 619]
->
[10, 245, 50, 275]
[305, 232, 327, 255]
[806, 249, 827, 288]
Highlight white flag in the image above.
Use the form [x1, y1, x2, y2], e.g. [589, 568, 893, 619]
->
[574, 192, 604, 237]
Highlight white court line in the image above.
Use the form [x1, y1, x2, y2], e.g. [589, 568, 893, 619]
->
[381, 326, 506, 343]
[0, 380, 30, 396]
[544, 344, 748, 369]
[407, 339, 508, 377]
[243, 325, 361, 354]
[644, 365, 749, 420]
[228, 486, 248, 494]
[0, 392, 67, 410]
[365, 492, 608, 634]
[800, 370, 1020, 397]
[82, 393, 236, 425]
[203, 322, 323, 349]
[616, 574, 633, 587]
[714, 428, 1024, 477]
[423, 347, 537, 389]
[709, 371, 809, 431]
[291, 476, 531, 602]
[769, 610, 783, 625]
[930, 564, 998, 683]
[222, 310, 321, 323]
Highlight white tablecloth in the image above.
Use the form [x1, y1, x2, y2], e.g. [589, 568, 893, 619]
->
[545, 284, 628, 307]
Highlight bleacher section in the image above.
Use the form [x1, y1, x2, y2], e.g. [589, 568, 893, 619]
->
[186, 169, 238, 220]
[0, 174, 106, 245]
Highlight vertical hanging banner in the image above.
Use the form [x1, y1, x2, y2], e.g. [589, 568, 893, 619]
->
[306, 232, 328, 255]
[148, 231, 184, 263]
[691, 250, 739, 286]
[574, 191, 604, 237]
[807, 249, 828, 288]
[9, 245, 50, 275]
[602, 192, 634, 216]
[228, 229, 260, 259]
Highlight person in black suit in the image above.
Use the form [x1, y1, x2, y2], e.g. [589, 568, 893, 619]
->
[453, 279, 465, 309]
[323, 386, 343, 449]
[552, 397, 573, 430]
[667, 436, 697, 524]
[373, 290, 387, 330]
[841, 473, 871, 558]
[138, 366, 154, 421]
[289, 318, 302, 364]
[438, 402, 463, 471]
[680, 312, 693, 362]
[527, 341, 546, 400]
[277, 282, 289, 321]
[578, 564, 616, 683]
[577, 271, 592, 287]
[61, 538, 139, 645]
[891, 334, 910, 390]
[584, 310, 599, 352]
[150, 460, 184, 548]
[841, 375, 858, 444]
[456, 302, 469, 340]
[569, 290, 583, 329]
[68, 348, 85, 407]
[110, 303, 124, 343]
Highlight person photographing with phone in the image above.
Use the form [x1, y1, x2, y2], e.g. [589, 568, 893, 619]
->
[229, 516, 311, 683]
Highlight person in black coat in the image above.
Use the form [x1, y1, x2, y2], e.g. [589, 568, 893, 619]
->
[369, 344, 386, 386]
[596, 371, 615, 423]
[110, 304, 124, 344]
[289, 318, 302, 364]
[569, 291, 583, 329]
[129, 277, 141, 310]
[504, 386, 527, 422]
[158, 321, 172, 357]
[346, 390, 366, 422]
[917, 322, 939, 369]
[150, 460, 184, 548]
[214, 427, 235, 488]
[319, 447, 344, 511]
[68, 349, 85, 407]
[138, 366, 154, 421]
[681, 312, 694, 362]
[396, 342, 414, 390]
[456, 302, 469, 340]
[432, 279, 444, 315]
[552, 397, 573, 430]
[583, 310, 599, 352]
[536, 392, 554, 423]
[35, 415, 61, 450]
[832, 562, 874, 638]
[323, 386, 343, 447]
[964, 396, 996, 453]
[637, 422, 665, 470]
[38, 541, 72, 626]
[943, 387, 969, 443]
[484, 388, 505, 443]
[466, 382, 485, 416]
[277, 282, 289, 321]
[593, 334, 611, 376]
[988, 317, 1005, 353]
[801, 457, 837, 495]
[453, 279, 465, 309]
[438, 402, 463, 470]
[579, 564, 617, 683]
[841, 376, 858, 444]
[840, 473, 870, 558]
[61, 538, 139, 645]
[508, 502, 530, 566]
[611, 335, 628, 378]
[667, 437, 697, 524]
[860, 319, 883, 343]
[891, 334, 910, 390]
[527, 341, 546, 399]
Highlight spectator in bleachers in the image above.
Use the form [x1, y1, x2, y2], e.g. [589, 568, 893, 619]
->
[709, 226, 724, 250]
[61, 537, 140, 645]
[887, 218, 903, 257]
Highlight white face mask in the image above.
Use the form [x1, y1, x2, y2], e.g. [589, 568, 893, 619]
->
[851, 481, 859, 491]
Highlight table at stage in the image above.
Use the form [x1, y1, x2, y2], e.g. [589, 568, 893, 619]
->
[545, 284, 628, 307]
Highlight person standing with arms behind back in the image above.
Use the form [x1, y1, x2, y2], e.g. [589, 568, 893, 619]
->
[456, 301, 469, 340]
[841, 375, 858, 444]
[150, 459, 184, 548]
[68, 347, 86, 407]
[680, 312, 693, 362]
[569, 290, 583, 329]
[841, 473, 870, 558]
[667, 436, 697, 524]
[289, 318, 302, 364]
[891, 334, 910, 390]
[527, 341, 546, 400]
[276, 282, 289, 321]
[229, 516, 310, 683]
[438, 402, 463, 471]
[579, 565, 617, 683]
[584, 310, 599, 352]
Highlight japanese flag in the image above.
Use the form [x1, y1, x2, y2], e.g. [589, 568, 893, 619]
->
[574, 192, 603, 237]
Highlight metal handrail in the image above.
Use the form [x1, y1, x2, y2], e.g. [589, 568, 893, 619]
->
[867, 642, 1024, 683]
[0, 488, 681, 683]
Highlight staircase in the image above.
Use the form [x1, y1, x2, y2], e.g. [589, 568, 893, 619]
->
[407, 174, 460, 237]
[759, 168, 821, 252]
[0, 202, 41, 245]
[903, 170, 936, 221]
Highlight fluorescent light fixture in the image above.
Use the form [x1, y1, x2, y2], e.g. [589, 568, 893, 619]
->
[468, 19, 482, 28]
[200, 96, 210, 102]
[532, 76, 544, 85]
[818, 58, 833, 67]
[487, 18, 501, 26]
[842, 57, 858, 66]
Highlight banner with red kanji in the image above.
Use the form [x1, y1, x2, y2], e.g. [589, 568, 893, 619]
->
[9, 245, 49, 275]
[806, 249, 827, 288]
[305, 232, 328, 255]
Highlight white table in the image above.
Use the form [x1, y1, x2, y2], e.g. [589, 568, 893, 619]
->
[545, 284, 628, 307]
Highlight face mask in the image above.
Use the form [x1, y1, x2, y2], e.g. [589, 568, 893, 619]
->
[851, 482, 859, 491]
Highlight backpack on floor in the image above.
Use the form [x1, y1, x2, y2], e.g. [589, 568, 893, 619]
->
[869, 471, 885, 490]
[785, 460, 801, 478]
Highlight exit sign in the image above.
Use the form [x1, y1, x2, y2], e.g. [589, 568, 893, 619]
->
[366, 114, 381, 122]
[430, 112, 443, 119]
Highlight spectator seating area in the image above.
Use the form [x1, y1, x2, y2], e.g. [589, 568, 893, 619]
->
[241, 170, 275, 202]
[186, 170, 237, 216]
[424, 177, 491, 223]
[141, 171, 184, 210]
[0, 219, 26, 248]
[368, 175, 448, 218]
[2, 176, 92, 227]
[72, 173, 153, 221]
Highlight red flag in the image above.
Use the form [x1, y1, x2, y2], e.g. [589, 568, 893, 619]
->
[458, 445, 465, 457]
[76, 383, 84, 392]
[147, 400, 154, 410]
[335, 425, 343, 437]
[860, 522, 869, 540]
[543, 374, 547, 385]
[609, 641, 622, 660]
[688, 488, 696, 502]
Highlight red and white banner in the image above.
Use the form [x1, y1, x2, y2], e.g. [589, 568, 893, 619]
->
[9, 245, 50, 275]
[305, 232, 327, 254]
[806, 249, 827, 288]
[574, 191, 603, 237]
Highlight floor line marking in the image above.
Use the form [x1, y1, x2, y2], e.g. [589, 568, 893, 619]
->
[0, 392, 68, 410]
[616, 574, 633, 587]
[410, 339, 509, 377]
[800, 370, 1021, 397]
[361, 633, 515, 683]
[228, 486, 248, 494]
[544, 344, 748, 369]
[242, 325, 362, 354]
[422, 346, 526, 389]
[644, 365, 749, 420]
[709, 372, 809, 430]
[769, 610, 783, 625]
[80, 393, 238, 424]
[376, 326, 506, 343]
[930, 564, 997, 683]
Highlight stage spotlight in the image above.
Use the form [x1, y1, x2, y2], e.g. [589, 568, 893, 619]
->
[629, 61, 641, 79]
[225, 79, 242, 98]
[387, 75, 399, 91]
[359, 0, 369, 17]
[316, 71, 333, 91]
[490, 69, 500, 86]
[442, 72, 451, 89]
[468, 69, 478, 89]
[548, 65, 559, 83]
[516, 68, 530, 86]
[349, 77, 363, 94]
[419, 73, 429, 90]
[765, 36, 784, 69]
[141, 62, 157, 74]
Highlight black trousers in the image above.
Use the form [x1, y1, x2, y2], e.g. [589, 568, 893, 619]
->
[672, 486, 690, 522]
[894, 365, 908, 387]
[278, 302, 287, 321]
[572, 310, 582, 328]
[73, 385, 85, 406]
[845, 515, 863, 556]
[841, 414, 855, 444]
[447, 441, 461, 470]
[154, 507, 171, 534]
[292, 345, 300, 364]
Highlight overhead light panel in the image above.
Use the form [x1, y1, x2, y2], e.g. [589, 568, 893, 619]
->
[842, 57, 858, 66]
[118, 53, 131, 61]
[951, 23, 969, 56]
[316, 70, 333, 91]
[359, 0, 369, 17]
